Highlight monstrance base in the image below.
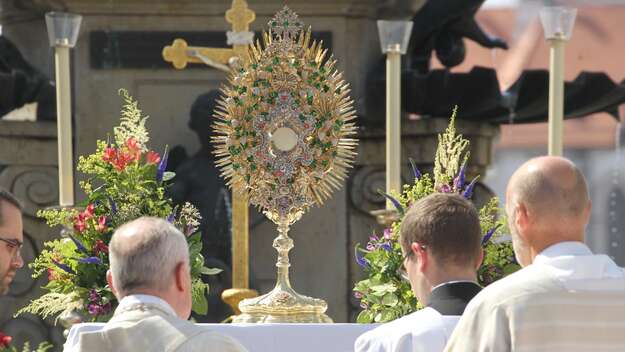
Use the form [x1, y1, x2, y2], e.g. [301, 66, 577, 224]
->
[233, 285, 332, 323]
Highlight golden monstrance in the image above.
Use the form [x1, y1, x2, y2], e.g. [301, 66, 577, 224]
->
[212, 6, 358, 323]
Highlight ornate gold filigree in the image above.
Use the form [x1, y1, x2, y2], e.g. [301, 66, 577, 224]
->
[212, 6, 357, 323]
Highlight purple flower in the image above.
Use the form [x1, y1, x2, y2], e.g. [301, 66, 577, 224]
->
[482, 224, 501, 245]
[454, 162, 467, 192]
[439, 184, 452, 193]
[380, 242, 392, 252]
[89, 289, 100, 302]
[360, 302, 368, 309]
[52, 260, 75, 275]
[156, 148, 169, 183]
[462, 177, 479, 199]
[368, 235, 379, 243]
[409, 158, 421, 181]
[383, 228, 392, 240]
[354, 291, 363, 299]
[107, 196, 117, 215]
[78, 256, 103, 265]
[184, 225, 197, 236]
[355, 249, 368, 268]
[366, 243, 375, 251]
[379, 191, 404, 216]
[166, 212, 175, 223]
[67, 233, 88, 254]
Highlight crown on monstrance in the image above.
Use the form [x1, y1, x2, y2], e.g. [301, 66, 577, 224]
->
[212, 6, 358, 221]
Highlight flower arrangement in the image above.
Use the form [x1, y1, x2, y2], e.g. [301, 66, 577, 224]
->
[0, 330, 52, 352]
[18, 89, 219, 323]
[353, 108, 520, 323]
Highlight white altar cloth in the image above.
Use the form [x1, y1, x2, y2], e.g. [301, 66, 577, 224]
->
[65, 323, 379, 352]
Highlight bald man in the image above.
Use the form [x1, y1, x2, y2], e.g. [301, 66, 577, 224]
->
[444, 156, 625, 352]
[67, 217, 247, 352]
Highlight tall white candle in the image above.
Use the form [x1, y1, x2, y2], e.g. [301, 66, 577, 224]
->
[386, 44, 401, 210]
[55, 46, 74, 206]
[547, 38, 565, 156]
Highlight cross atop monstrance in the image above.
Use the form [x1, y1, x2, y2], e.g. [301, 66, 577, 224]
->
[161, 0, 258, 316]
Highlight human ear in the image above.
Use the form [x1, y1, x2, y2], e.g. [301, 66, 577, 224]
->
[174, 262, 189, 292]
[412, 242, 427, 272]
[475, 247, 484, 270]
[106, 270, 118, 298]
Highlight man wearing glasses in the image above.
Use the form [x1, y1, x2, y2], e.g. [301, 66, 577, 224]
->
[355, 193, 483, 352]
[0, 188, 24, 295]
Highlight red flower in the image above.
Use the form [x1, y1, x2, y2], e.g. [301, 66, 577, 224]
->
[47, 268, 58, 281]
[94, 240, 109, 256]
[146, 151, 161, 164]
[85, 204, 95, 218]
[0, 331, 12, 348]
[74, 213, 87, 233]
[96, 216, 107, 233]
[103, 147, 118, 162]
[126, 138, 141, 161]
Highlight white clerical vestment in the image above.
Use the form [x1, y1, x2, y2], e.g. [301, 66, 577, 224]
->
[445, 241, 625, 352]
[65, 294, 248, 352]
[355, 281, 482, 352]
[354, 307, 459, 352]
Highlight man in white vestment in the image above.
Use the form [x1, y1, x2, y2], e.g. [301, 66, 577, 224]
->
[355, 193, 484, 352]
[445, 156, 625, 352]
[70, 217, 247, 352]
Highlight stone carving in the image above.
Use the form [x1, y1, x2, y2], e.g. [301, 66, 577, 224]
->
[0, 166, 59, 217]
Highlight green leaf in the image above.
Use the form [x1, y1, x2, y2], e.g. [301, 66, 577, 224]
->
[201, 267, 223, 276]
[162, 171, 176, 182]
[191, 279, 209, 315]
[356, 310, 373, 324]
[381, 293, 399, 307]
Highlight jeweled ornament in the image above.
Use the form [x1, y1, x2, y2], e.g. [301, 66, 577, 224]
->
[212, 6, 358, 323]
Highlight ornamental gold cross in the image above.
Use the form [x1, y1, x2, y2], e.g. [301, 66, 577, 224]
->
[162, 0, 258, 314]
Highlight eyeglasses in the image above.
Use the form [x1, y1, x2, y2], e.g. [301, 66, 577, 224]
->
[0, 237, 23, 260]
[397, 243, 427, 282]
[397, 251, 413, 282]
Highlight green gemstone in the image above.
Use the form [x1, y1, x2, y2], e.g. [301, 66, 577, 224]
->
[307, 95, 313, 105]
[233, 163, 240, 170]
[323, 85, 330, 93]
[271, 21, 277, 27]
[273, 57, 280, 65]
[335, 87, 341, 94]
[250, 163, 257, 171]
[283, 21, 289, 27]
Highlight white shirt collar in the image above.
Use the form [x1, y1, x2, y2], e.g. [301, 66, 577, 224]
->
[116, 294, 177, 317]
[534, 241, 593, 264]
[431, 280, 478, 292]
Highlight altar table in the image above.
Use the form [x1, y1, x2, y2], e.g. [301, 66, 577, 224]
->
[65, 323, 379, 352]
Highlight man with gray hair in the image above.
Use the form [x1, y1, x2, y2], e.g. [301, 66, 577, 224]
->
[71, 217, 247, 352]
[445, 156, 625, 351]
[0, 188, 24, 295]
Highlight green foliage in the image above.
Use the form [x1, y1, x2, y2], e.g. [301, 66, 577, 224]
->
[353, 109, 520, 323]
[0, 341, 54, 352]
[18, 90, 219, 323]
